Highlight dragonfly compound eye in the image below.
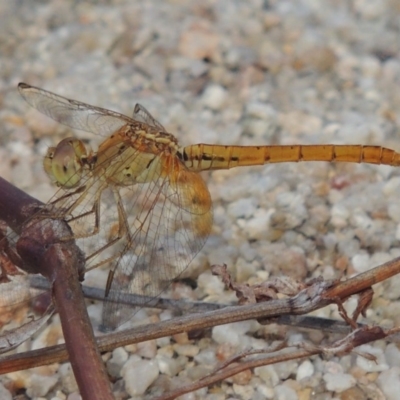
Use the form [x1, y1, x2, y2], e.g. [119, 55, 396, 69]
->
[44, 137, 88, 188]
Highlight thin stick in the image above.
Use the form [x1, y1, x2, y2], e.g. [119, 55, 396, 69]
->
[2, 255, 400, 373]
[0, 177, 113, 400]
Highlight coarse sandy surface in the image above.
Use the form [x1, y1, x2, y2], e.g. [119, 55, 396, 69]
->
[1, 1, 400, 399]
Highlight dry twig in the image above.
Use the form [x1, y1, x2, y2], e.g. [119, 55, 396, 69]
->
[0, 177, 113, 400]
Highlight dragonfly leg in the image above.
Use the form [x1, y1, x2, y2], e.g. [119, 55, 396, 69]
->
[64, 198, 101, 239]
[85, 188, 133, 270]
[54, 184, 104, 242]
[38, 185, 88, 218]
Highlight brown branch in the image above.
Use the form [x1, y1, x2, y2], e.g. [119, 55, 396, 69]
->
[0, 177, 42, 234]
[30, 276, 362, 333]
[155, 348, 318, 400]
[0, 177, 113, 400]
[153, 325, 397, 400]
[0, 311, 363, 373]
[2, 255, 400, 374]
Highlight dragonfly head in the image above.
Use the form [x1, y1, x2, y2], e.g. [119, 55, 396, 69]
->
[43, 137, 88, 188]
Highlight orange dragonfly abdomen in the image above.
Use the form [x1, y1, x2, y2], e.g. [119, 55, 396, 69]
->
[180, 144, 400, 171]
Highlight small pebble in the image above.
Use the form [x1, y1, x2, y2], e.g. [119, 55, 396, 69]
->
[212, 321, 253, 346]
[227, 197, 257, 219]
[173, 344, 199, 357]
[0, 383, 12, 400]
[136, 339, 157, 359]
[273, 384, 298, 400]
[59, 364, 78, 394]
[232, 383, 254, 400]
[245, 208, 274, 240]
[296, 360, 314, 381]
[157, 354, 187, 376]
[356, 345, 389, 372]
[26, 373, 59, 398]
[323, 372, 356, 393]
[385, 343, 400, 368]
[121, 357, 159, 396]
[107, 347, 129, 377]
[254, 365, 280, 387]
[376, 367, 400, 400]
[351, 253, 371, 273]
[201, 84, 228, 111]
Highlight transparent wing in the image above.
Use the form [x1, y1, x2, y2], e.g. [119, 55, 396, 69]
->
[14, 85, 212, 331]
[22, 138, 212, 331]
[132, 103, 166, 132]
[100, 155, 213, 331]
[18, 83, 135, 137]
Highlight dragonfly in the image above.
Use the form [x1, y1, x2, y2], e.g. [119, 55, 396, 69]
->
[3, 82, 400, 333]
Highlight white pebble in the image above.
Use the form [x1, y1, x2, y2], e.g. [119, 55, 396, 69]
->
[26, 373, 59, 398]
[173, 344, 199, 357]
[350, 210, 372, 230]
[233, 383, 254, 400]
[287, 333, 305, 347]
[354, 0, 386, 19]
[383, 176, 400, 196]
[273, 384, 298, 400]
[256, 384, 275, 399]
[245, 208, 274, 240]
[227, 197, 257, 219]
[194, 348, 217, 365]
[370, 253, 393, 270]
[243, 119, 276, 139]
[87, 303, 103, 328]
[323, 372, 356, 392]
[351, 253, 370, 273]
[330, 204, 350, 228]
[235, 258, 257, 282]
[59, 364, 78, 393]
[212, 321, 252, 346]
[356, 345, 388, 372]
[121, 356, 159, 396]
[201, 84, 227, 111]
[255, 365, 281, 387]
[107, 347, 129, 377]
[279, 110, 322, 136]
[156, 336, 171, 348]
[157, 355, 187, 376]
[324, 361, 343, 374]
[361, 57, 381, 78]
[136, 340, 157, 359]
[197, 272, 225, 295]
[385, 343, 400, 368]
[377, 367, 400, 400]
[239, 242, 258, 262]
[51, 390, 67, 400]
[246, 102, 277, 121]
[275, 192, 307, 229]
[296, 360, 314, 381]
[0, 383, 12, 400]
[274, 360, 299, 380]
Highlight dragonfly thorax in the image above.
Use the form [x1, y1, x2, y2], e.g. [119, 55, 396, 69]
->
[95, 131, 165, 186]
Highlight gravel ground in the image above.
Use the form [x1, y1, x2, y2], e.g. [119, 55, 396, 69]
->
[1, 1, 400, 399]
